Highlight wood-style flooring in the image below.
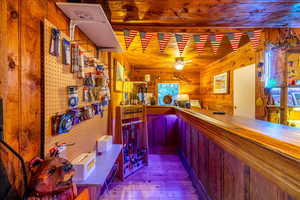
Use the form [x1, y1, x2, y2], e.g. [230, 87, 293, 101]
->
[101, 154, 199, 200]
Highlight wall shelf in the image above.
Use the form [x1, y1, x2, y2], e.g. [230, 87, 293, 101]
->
[56, 2, 122, 52]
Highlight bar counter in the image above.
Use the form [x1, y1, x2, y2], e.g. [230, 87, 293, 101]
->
[146, 106, 300, 200]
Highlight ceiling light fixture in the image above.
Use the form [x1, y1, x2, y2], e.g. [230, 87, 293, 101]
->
[175, 57, 185, 70]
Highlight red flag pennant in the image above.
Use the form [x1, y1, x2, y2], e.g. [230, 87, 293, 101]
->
[209, 34, 224, 54]
[193, 34, 208, 54]
[124, 29, 138, 49]
[227, 32, 243, 52]
[157, 33, 172, 53]
[139, 32, 153, 52]
[175, 34, 190, 56]
[247, 30, 262, 50]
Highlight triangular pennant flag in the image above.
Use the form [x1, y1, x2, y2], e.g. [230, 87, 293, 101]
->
[157, 32, 172, 53]
[247, 30, 262, 50]
[124, 29, 138, 49]
[209, 34, 224, 54]
[139, 32, 153, 52]
[227, 32, 243, 52]
[193, 34, 208, 54]
[175, 33, 190, 56]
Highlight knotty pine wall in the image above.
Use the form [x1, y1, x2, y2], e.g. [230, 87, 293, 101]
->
[131, 68, 201, 101]
[0, 0, 131, 196]
[198, 29, 300, 119]
[199, 43, 258, 115]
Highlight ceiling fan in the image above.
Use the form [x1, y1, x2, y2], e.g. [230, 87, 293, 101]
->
[174, 57, 192, 70]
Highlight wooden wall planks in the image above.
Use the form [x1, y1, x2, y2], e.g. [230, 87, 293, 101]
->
[147, 114, 178, 154]
[178, 115, 295, 200]
[208, 141, 224, 200]
[131, 68, 201, 101]
[199, 42, 257, 114]
[0, 0, 23, 196]
[223, 152, 248, 200]
[0, 0, 131, 197]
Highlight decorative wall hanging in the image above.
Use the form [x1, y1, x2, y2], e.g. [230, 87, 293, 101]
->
[50, 28, 61, 57]
[139, 32, 153, 52]
[247, 30, 262, 50]
[175, 34, 190, 56]
[62, 39, 71, 65]
[71, 43, 79, 73]
[193, 34, 208, 54]
[213, 72, 229, 94]
[124, 29, 138, 49]
[67, 86, 79, 108]
[157, 32, 172, 53]
[114, 59, 125, 92]
[227, 32, 243, 52]
[122, 29, 263, 54]
[209, 34, 224, 54]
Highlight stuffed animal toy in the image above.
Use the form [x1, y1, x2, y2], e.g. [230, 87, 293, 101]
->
[27, 157, 77, 200]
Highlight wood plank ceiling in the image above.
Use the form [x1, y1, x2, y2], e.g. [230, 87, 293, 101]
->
[105, 0, 300, 70]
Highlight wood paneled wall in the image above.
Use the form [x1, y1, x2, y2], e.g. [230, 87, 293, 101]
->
[0, 0, 130, 196]
[131, 68, 201, 101]
[147, 114, 178, 154]
[177, 116, 294, 200]
[109, 53, 132, 138]
[199, 43, 257, 114]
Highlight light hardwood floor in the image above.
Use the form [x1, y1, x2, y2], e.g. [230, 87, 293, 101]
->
[101, 154, 199, 200]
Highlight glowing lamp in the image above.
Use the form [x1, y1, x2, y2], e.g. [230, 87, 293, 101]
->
[175, 57, 185, 70]
[175, 63, 184, 70]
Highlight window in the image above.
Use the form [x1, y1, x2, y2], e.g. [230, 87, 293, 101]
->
[158, 83, 179, 105]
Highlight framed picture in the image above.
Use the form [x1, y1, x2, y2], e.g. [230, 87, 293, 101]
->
[114, 59, 125, 92]
[213, 72, 229, 94]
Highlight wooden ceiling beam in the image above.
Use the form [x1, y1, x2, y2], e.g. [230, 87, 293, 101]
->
[112, 22, 265, 33]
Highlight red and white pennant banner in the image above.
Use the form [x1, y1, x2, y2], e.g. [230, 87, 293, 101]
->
[123, 29, 262, 53]
[139, 32, 153, 52]
[123, 29, 138, 49]
[247, 30, 262, 50]
[157, 32, 172, 53]
[209, 34, 224, 54]
[227, 32, 243, 52]
[193, 34, 208, 54]
[175, 33, 190, 56]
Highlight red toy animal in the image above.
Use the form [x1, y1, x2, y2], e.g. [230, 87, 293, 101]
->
[27, 157, 77, 200]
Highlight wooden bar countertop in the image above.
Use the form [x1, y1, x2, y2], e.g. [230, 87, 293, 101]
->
[147, 105, 300, 197]
[146, 105, 300, 162]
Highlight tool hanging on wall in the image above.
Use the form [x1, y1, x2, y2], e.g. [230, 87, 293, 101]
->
[67, 86, 79, 108]
[58, 113, 73, 134]
[84, 73, 96, 87]
[51, 113, 61, 135]
[50, 28, 61, 56]
[69, 108, 82, 125]
[83, 87, 90, 102]
[78, 50, 85, 78]
[62, 39, 71, 65]
[71, 43, 79, 73]
[82, 106, 95, 120]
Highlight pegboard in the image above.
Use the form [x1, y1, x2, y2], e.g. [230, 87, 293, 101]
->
[43, 19, 108, 159]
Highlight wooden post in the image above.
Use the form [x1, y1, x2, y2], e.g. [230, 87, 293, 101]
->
[280, 51, 288, 125]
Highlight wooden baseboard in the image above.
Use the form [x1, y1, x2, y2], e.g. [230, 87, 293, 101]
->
[178, 151, 211, 200]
